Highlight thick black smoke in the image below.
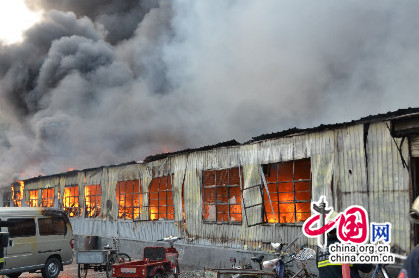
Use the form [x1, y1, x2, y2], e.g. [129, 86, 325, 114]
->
[0, 0, 419, 184]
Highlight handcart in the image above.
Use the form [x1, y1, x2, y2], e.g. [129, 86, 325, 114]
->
[77, 241, 131, 278]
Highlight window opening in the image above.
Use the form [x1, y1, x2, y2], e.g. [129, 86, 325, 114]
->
[41, 188, 54, 208]
[63, 185, 81, 217]
[39, 217, 66, 235]
[8, 218, 36, 237]
[116, 180, 143, 219]
[29, 189, 38, 207]
[11, 181, 24, 207]
[149, 175, 174, 220]
[202, 167, 242, 223]
[2, 192, 11, 207]
[262, 158, 311, 224]
[85, 184, 101, 218]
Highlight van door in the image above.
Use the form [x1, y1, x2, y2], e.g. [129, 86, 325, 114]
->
[4, 218, 37, 270]
[37, 217, 67, 263]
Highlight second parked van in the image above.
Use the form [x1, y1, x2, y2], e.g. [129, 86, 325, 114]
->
[0, 207, 74, 278]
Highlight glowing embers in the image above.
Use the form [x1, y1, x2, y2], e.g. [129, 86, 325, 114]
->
[29, 189, 38, 207]
[116, 180, 143, 219]
[263, 158, 311, 224]
[41, 188, 54, 207]
[63, 185, 81, 217]
[202, 167, 242, 223]
[11, 181, 24, 207]
[149, 175, 174, 220]
[85, 184, 101, 218]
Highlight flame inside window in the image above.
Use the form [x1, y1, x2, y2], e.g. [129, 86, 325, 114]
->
[85, 184, 101, 218]
[63, 185, 80, 217]
[149, 175, 174, 220]
[116, 180, 142, 219]
[41, 188, 54, 207]
[263, 158, 311, 224]
[29, 189, 38, 207]
[202, 167, 242, 223]
[11, 181, 24, 207]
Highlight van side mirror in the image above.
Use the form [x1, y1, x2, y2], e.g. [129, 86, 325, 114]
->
[0, 233, 9, 248]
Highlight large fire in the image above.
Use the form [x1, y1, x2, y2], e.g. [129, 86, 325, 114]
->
[148, 176, 174, 220]
[42, 188, 54, 207]
[116, 180, 141, 219]
[85, 184, 101, 218]
[263, 159, 311, 223]
[29, 189, 38, 207]
[202, 168, 242, 222]
[63, 186, 80, 217]
[11, 181, 24, 207]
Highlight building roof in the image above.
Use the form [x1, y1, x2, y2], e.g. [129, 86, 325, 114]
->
[22, 107, 419, 181]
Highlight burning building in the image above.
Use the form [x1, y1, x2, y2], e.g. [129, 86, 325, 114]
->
[2, 108, 419, 267]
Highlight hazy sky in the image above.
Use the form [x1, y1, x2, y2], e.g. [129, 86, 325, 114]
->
[0, 0, 418, 184]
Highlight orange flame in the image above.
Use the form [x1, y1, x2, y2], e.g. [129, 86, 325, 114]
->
[11, 181, 24, 207]
[150, 207, 158, 220]
[63, 186, 79, 217]
[85, 185, 101, 218]
[29, 190, 38, 207]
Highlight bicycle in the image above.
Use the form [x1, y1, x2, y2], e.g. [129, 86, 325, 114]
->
[371, 253, 407, 278]
[77, 236, 131, 278]
[262, 241, 316, 278]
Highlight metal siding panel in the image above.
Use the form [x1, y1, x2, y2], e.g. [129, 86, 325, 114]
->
[412, 136, 419, 157]
[367, 122, 410, 252]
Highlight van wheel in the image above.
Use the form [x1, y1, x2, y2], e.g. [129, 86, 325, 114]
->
[6, 273, 21, 278]
[42, 257, 61, 278]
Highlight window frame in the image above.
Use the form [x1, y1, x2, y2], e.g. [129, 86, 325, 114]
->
[41, 187, 55, 208]
[116, 179, 143, 220]
[38, 217, 67, 236]
[148, 175, 174, 220]
[8, 218, 36, 238]
[29, 189, 39, 207]
[201, 167, 243, 224]
[63, 185, 81, 217]
[84, 184, 101, 218]
[262, 158, 312, 224]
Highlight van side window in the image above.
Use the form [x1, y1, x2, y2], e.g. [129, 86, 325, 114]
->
[38, 218, 66, 236]
[8, 218, 36, 238]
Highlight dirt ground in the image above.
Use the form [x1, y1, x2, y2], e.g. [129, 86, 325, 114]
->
[14, 262, 204, 278]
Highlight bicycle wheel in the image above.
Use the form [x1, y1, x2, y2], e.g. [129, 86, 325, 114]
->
[372, 266, 391, 278]
[77, 264, 88, 278]
[117, 253, 131, 264]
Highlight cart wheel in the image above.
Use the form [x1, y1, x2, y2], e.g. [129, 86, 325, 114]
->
[117, 253, 131, 263]
[106, 257, 116, 278]
[78, 264, 88, 278]
[173, 265, 180, 278]
[153, 271, 167, 278]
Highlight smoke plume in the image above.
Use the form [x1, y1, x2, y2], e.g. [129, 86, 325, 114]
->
[0, 0, 419, 184]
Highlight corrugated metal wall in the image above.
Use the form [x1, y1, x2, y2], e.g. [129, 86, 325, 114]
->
[21, 121, 412, 253]
[412, 135, 419, 157]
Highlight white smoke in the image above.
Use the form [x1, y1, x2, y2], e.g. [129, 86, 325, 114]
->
[0, 0, 418, 184]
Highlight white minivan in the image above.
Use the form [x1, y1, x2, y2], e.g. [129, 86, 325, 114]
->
[0, 207, 74, 278]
